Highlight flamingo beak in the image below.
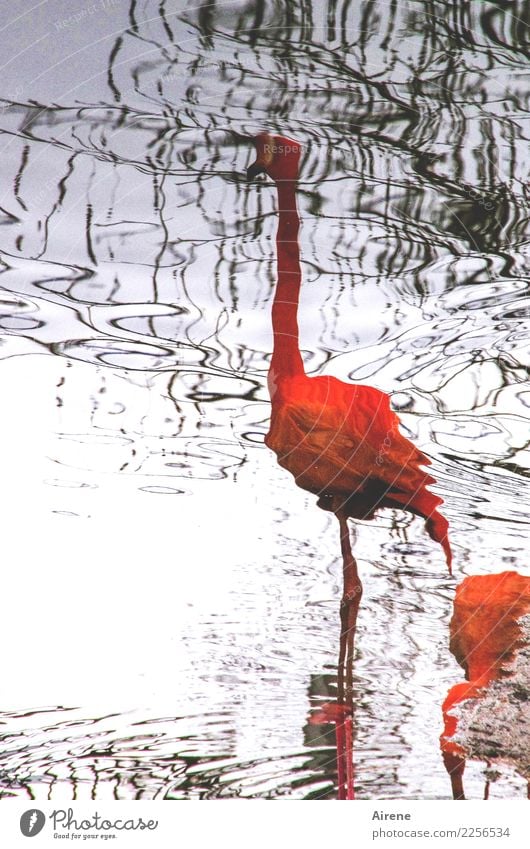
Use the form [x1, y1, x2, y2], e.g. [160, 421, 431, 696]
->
[246, 159, 266, 181]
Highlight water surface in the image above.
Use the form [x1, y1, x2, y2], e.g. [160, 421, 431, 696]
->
[0, 0, 529, 800]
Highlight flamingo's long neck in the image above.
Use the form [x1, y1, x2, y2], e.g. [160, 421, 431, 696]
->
[270, 180, 304, 381]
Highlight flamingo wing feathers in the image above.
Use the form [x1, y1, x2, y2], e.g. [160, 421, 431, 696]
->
[266, 374, 452, 568]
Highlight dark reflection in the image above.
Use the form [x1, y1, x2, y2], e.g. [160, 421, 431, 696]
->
[441, 571, 530, 799]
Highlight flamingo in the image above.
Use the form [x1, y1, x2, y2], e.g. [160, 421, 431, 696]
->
[441, 571, 530, 800]
[246, 131, 452, 798]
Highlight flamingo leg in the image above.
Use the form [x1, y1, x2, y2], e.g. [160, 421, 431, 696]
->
[337, 513, 363, 700]
[442, 751, 466, 800]
[335, 512, 363, 800]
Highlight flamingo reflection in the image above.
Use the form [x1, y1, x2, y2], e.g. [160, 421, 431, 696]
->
[247, 132, 451, 798]
[441, 571, 530, 799]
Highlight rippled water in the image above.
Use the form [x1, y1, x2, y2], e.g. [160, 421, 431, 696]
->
[1, 0, 529, 800]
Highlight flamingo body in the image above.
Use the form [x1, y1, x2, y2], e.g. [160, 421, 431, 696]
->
[266, 373, 450, 561]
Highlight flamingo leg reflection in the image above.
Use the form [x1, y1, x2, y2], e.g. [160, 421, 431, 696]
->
[336, 512, 362, 800]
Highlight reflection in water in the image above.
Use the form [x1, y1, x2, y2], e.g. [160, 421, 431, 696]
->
[0, 0, 529, 799]
[0, 707, 329, 801]
[441, 572, 530, 799]
[247, 131, 451, 797]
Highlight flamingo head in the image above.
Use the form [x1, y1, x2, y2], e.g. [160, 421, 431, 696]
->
[247, 132, 302, 182]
